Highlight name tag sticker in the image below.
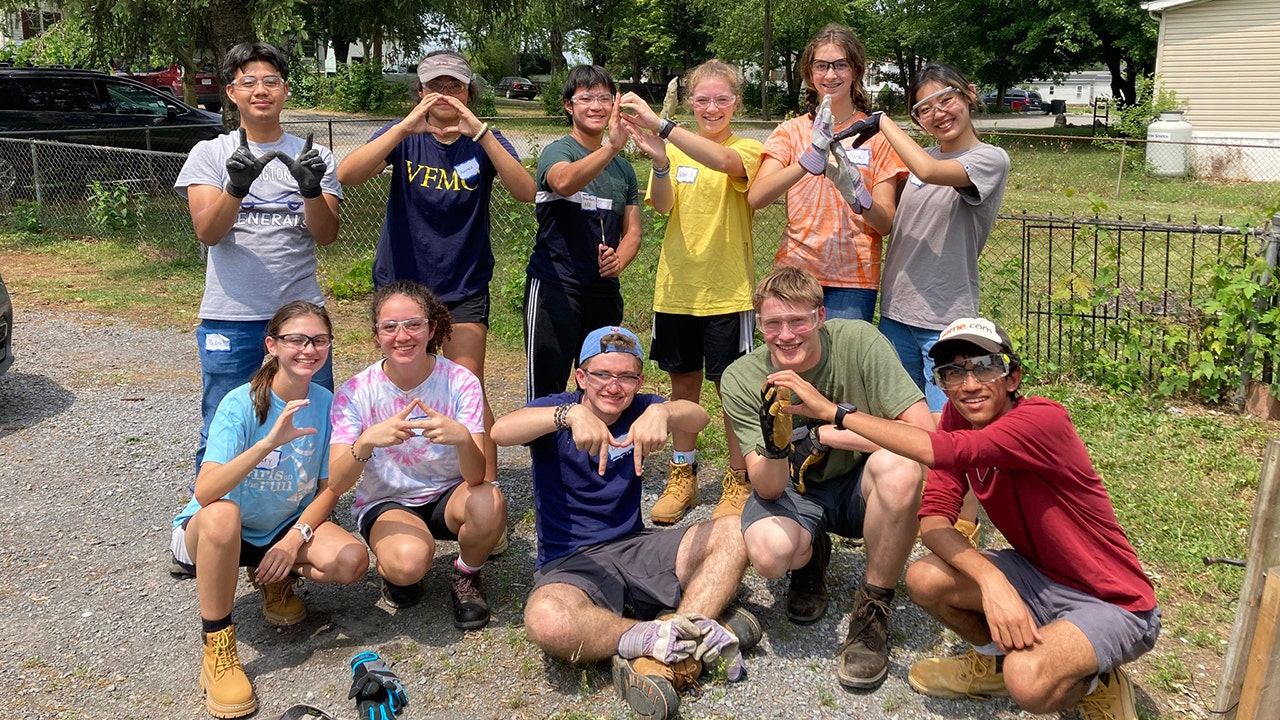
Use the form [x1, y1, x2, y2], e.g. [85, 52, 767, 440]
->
[256, 449, 281, 471]
[848, 148, 871, 166]
[580, 192, 598, 212]
[455, 157, 480, 181]
[908, 172, 924, 187]
[204, 333, 231, 352]
[675, 165, 699, 183]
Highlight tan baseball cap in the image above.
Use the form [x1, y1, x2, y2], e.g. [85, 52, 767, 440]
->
[417, 53, 472, 84]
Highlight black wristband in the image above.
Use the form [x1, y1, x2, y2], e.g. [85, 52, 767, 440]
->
[755, 443, 789, 460]
[658, 119, 676, 139]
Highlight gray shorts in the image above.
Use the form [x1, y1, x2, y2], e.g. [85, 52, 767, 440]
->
[740, 460, 868, 540]
[988, 549, 1161, 674]
[532, 527, 688, 620]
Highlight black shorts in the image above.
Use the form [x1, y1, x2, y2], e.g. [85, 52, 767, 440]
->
[357, 483, 463, 542]
[523, 277, 623, 401]
[444, 289, 491, 327]
[740, 459, 869, 540]
[532, 527, 688, 620]
[650, 311, 753, 382]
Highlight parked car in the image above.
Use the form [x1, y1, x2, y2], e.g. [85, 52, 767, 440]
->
[0, 271, 12, 376]
[0, 65, 224, 193]
[121, 63, 222, 112]
[494, 76, 538, 100]
[982, 88, 1046, 113]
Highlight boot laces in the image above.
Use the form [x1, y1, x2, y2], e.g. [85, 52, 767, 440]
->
[453, 570, 483, 601]
[210, 628, 241, 676]
[1077, 673, 1121, 720]
[660, 464, 696, 499]
[720, 471, 750, 503]
[845, 592, 890, 652]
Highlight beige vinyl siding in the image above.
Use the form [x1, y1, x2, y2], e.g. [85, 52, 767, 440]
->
[1154, 0, 1280, 132]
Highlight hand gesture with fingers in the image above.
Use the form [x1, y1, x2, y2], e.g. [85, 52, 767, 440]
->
[398, 92, 445, 135]
[621, 405, 671, 476]
[617, 91, 661, 131]
[361, 399, 427, 449]
[768, 370, 837, 424]
[274, 132, 325, 199]
[431, 94, 484, 137]
[564, 405, 614, 475]
[620, 115, 667, 164]
[262, 398, 318, 450]
[225, 127, 274, 198]
[606, 95, 628, 154]
[412, 404, 471, 446]
[799, 95, 835, 175]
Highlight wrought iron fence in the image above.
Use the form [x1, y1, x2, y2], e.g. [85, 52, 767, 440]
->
[2, 124, 1277, 396]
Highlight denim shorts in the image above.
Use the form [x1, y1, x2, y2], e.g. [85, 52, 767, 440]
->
[878, 316, 947, 412]
[821, 287, 878, 322]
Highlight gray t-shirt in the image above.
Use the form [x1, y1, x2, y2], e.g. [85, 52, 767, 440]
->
[879, 142, 1009, 330]
[175, 132, 343, 321]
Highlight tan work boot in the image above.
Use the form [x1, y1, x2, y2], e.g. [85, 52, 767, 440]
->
[247, 568, 307, 626]
[954, 519, 981, 548]
[711, 468, 751, 520]
[1077, 666, 1137, 720]
[908, 648, 1009, 699]
[651, 461, 699, 525]
[200, 624, 257, 718]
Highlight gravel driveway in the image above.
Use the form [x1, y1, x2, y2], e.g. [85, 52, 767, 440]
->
[0, 309, 1069, 720]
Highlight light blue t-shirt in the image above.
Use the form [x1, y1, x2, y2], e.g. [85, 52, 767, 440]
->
[174, 382, 333, 546]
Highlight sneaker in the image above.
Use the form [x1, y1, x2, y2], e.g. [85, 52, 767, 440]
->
[247, 569, 307, 626]
[1077, 666, 1137, 720]
[200, 624, 257, 718]
[611, 656, 681, 720]
[380, 579, 425, 610]
[719, 605, 763, 653]
[836, 586, 893, 689]
[954, 519, 981, 548]
[450, 569, 490, 630]
[907, 648, 1009, 699]
[711, 468, 752, 520]
[786, 531, 831, 624]
[651, 461, 700, 525]
[169, 551, 195, 579]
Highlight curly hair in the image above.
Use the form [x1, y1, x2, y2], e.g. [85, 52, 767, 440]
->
[371, 280, 454, 355]
[798, 24, 870, 118]
[250, 301, 331, 424]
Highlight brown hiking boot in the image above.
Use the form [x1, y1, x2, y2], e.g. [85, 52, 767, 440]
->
[720, 605, 763, 652]
[837, 586, 893, 689]
[711, 468, 751, 520]
[786, 531, 831, 624]
[450, 568, 490, 630]
[200, 624, 257, 718]
[611, 655, 686, 720]
[247, 569, 306, 626]
[1077, 666, 1138, 720]
[651, 461, 699, 525]
[908, 649, 1009, 698]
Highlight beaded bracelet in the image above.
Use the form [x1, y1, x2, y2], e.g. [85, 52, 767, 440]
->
[473, 122, 490, 142]
[554, 402, 575, 431]
[351, 445, 373, 463]
[652, 163, 671, 179]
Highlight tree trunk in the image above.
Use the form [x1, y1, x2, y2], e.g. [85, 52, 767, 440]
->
[206, 0, 255, 130]
[762, 0, 772, 121]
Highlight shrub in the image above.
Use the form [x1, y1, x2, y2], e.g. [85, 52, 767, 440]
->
[1114, 75, 1182, 139]
[540, 69, 569, 120]
[330, 61, 389, 113]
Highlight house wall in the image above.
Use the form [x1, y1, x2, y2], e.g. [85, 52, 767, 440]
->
[1153, 0, 1280, 133]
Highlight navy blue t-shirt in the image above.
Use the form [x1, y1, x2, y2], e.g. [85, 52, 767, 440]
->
[526, 390, 663, 568]
[369, 123, 521, 301]
[527, 135, 639, 298]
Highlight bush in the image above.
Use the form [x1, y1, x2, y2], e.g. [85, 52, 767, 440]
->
[1114, 75, 1182, 139]
[330, 61, 389, 113]
[540, 69, 569, 120]
[288, 70, 333, 107]
[740, 81, 795, 118]
[472, 91, 497, 118]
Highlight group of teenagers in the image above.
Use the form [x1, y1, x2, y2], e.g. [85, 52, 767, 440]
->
[168, 24, 1158, 720]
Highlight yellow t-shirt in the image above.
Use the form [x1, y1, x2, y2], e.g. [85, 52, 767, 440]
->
[647, 134, 763, 315]
[761, 113, 908, 289]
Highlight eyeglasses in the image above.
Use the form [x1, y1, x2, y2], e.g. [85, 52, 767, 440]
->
[692, 94, 736, 110]
[572, 93, 615, 106]
[811, 59, 853, 76]
[426, 80, 466, 94]
[230, 75, 284, 91]
[272, 333, 332, 350]
[757, 308, 820, 336]
[932, 353, 1011, 390]
[375, 317, 430, 336]
[584, 370, 642, 390]
[911, 87, 966, 121]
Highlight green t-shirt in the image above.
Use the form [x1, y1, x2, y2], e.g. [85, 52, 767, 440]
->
[720, 319, 924, 482]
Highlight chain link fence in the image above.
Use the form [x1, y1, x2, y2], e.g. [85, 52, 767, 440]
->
[2, 120, 1279, 394]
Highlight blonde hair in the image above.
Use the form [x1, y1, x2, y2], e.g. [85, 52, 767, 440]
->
[752, 266, 824, 313]
[683, 59, 742, 112]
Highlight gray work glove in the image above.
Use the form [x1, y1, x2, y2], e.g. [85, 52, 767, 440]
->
[799, 95, 834, 175]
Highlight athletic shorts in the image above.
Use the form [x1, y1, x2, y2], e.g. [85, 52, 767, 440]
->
[532, 527, 689, 620]
[650, 311, 753, 382]
[357, 482, 464, 543]
[740, 459, 869, 541]
[170, 516, 296, 574]
[444, 289, 491, 327]
[987, 549, 1161, 674]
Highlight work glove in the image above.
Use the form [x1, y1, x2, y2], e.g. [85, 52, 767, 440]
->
[757, 383, 792, 459]
[832, 111, 883, 148]
[789, 425, 829, 494]
[683, 613, 746, 682]
[829, 142, 873, 214]
[349, 651, 408, 720]
[275, 132, 326, 199]
[798, 95, 834, 175]
[616, 616, 702, 664]
[224, 127, 274, 199]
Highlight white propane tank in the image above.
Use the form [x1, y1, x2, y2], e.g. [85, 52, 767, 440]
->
[1146, 110, 1193, 177]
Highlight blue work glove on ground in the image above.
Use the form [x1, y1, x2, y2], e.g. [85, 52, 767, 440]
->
[349, 651, 408, 720]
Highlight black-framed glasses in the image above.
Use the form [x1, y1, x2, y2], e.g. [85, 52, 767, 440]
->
[584, 370, 642, 390]
[375, 317, 429, 336]
[231, 75, 284, 91]
[932, 353, 1010, 390]
[811, 59, 853, 75]
[272, 333, 333, 349]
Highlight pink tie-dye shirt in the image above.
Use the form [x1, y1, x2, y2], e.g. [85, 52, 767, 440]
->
[330, 356, 485, 528]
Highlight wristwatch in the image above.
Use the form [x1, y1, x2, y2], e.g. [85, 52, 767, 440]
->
[658, 118, 676, 139]
[292, 522, 314, 543]
[833, 403, 858, 430]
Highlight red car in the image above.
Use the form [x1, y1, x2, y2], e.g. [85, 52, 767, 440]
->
[121, 63, 222, 112]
